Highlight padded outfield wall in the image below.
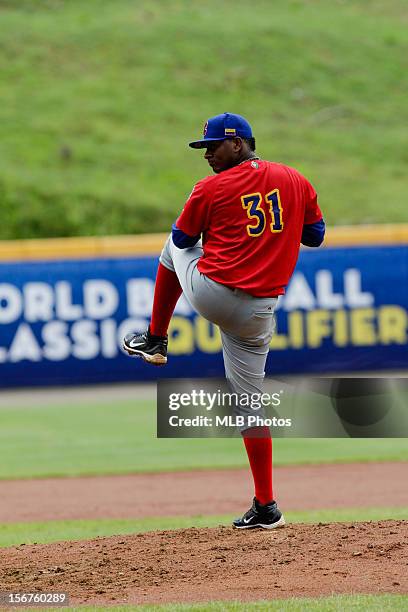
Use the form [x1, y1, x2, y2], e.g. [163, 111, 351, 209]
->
[0, 226, 407, 388]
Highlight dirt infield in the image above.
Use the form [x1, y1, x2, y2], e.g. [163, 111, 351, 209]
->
[1, 462, 407, 605]
[0, 462, 407, 523]
[1, 521, 407, 605]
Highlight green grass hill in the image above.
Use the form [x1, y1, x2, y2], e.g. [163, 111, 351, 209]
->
[0, 0, 407, 239]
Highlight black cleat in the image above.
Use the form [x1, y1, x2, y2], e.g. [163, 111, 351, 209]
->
[233, 498, 285, 530]
[123, 328, 168, 366]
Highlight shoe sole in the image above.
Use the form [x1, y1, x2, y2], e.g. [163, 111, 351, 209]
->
[233, 515, 286, 530]
[123, 344, 167, 366]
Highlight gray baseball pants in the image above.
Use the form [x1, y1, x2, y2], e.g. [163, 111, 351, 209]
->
[160, 236, 278, 405]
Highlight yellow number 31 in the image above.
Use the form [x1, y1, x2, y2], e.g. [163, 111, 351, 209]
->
[241, 189, 284, 237]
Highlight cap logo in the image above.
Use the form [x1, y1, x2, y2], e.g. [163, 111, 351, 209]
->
[225, 128, 236, 136]
[203, 121, 208, 137]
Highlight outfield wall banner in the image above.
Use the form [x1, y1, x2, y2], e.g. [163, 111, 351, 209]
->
[0, 244, 407, 387]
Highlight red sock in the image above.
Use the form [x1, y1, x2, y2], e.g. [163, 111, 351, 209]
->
[149, 263, 182, 337]
[242, 426, 273, 505]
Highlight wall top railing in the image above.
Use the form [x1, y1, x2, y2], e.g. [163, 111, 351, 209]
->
[0, 224, 407, 261]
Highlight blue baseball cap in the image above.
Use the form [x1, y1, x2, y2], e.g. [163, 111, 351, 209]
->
[189, 112, 253, 149]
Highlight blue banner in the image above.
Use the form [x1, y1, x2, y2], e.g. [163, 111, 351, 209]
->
[0, 245, 407, 387]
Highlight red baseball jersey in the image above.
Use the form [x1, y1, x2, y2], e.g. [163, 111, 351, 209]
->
[176, 160, 322, 297]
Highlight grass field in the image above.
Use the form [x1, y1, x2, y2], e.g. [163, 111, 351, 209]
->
[0, 395, 407, 608]
[1, 507, 408, 549]
[90, 596, 408, 612]
[1, 0, 407, 239]
[0, 399, 407, 479]
[20, 595, 408, 612]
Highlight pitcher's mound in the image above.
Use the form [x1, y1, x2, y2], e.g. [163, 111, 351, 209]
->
[1, 520, 407, 606]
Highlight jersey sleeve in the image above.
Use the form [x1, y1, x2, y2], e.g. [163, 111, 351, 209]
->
[301, 219, 326, 247]
[172, 223, 201, 248]
[176, 178, 213, 237]
[302, 176, 323, 225]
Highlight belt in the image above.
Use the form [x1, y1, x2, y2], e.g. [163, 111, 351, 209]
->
[228, 287, 279, 299]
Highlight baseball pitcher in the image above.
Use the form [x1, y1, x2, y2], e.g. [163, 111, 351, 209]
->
[124, 113, 325, 529]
